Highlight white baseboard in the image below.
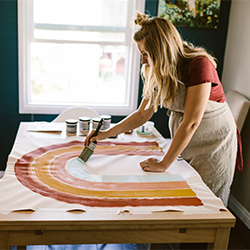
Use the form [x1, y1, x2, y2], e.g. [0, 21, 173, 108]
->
[0, 170, 4, 179]
[228, 194, 250, 230]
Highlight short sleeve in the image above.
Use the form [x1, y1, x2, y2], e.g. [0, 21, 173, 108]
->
[182, 57, 226, 103]
[186, 57, 220, 87]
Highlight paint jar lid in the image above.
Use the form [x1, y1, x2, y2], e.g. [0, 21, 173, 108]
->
[92, 117, 102, 122]
[65, 119, 77, 124]
[100, 114, 111, 120]
[79, 116, 91, 122]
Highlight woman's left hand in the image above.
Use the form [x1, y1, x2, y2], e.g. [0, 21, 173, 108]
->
[140, 158, 166, 172]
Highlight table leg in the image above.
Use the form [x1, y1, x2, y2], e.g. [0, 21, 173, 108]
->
[150, 243, 159, 249]
[17, 246, 27, 250]
[207, 227, 231, 250]
[0, 231, 9, 250]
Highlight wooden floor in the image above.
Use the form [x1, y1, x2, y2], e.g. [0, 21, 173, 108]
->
[228, 212, 250, 250]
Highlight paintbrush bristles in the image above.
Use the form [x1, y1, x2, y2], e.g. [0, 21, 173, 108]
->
[78, 118, 104, 163]
[78, 141, 97, 163]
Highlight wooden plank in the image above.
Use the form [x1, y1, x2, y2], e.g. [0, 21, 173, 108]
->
[0, 209, 235, 248]
[0, 231, 9, 250]
[0, 210, 236, 227]
[207, 227, 231, 250]
[8, 228, 216, 246]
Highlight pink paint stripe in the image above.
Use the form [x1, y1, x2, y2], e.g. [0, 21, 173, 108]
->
[15, 161, 203, 207]
[93, 149, 164, 156]
[50, 152, 190, 190]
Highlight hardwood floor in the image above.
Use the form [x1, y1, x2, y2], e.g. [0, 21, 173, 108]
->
[228, 212, 250, 250]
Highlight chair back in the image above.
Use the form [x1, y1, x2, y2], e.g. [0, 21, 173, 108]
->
[226, 90, 250, 132]
[52, 107, 99, 122]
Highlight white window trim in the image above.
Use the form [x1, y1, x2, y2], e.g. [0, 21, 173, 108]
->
[18, 0, 145, 116]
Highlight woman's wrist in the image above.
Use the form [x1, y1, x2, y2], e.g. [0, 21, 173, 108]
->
[102, 127, 117, 139]
[159, 160, 168, 171]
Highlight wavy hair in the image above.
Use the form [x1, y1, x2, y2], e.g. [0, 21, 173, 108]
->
[133, 12, 216, 111]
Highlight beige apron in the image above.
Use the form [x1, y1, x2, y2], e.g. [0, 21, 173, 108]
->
[165, 83, 237, 206]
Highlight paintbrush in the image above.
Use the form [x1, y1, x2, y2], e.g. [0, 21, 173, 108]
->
[77, 118, 104, 163]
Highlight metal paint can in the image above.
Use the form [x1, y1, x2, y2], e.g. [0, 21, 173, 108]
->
[79, 116, 90, 133]
[100, 115, 111, 130]
[66, 119, 77, 134]
[92, 117, 102, 130]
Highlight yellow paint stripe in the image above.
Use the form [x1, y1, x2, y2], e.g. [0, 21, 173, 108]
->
[31, 146, 196, 198]
[96, 145, 162, 151]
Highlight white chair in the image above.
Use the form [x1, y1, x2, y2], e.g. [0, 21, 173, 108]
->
[226, 90, 250, 132]
[52, 107, 99, 122]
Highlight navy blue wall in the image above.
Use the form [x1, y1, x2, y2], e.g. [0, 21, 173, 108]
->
[0, 0, 231, 170]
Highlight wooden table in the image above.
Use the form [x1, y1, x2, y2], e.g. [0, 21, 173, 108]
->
[0, 122, 235, 250]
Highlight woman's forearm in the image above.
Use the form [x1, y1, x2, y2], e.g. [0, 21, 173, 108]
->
[91, 98, 154, 140]
[107, 106, 153, 137]
[161, 121, 197, 169]
[161, 83, 211, 169]
[107, 98, 154, 137]
[139, 120, 198, 173]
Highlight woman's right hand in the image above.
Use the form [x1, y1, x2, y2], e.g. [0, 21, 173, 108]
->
[84, 129, 110, 146]
[84, 98, 154, 146]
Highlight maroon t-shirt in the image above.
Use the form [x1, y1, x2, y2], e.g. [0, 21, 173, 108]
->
[181, 56, 243, 171]
[181, 56, 226, 103]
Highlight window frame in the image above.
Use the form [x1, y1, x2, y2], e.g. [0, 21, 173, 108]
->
[18, 0, 145, 116]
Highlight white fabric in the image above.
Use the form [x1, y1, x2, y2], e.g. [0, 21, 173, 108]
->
[0, 134, 225, 215]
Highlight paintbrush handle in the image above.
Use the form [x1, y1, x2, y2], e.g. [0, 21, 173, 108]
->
[92, 118, 104, 139]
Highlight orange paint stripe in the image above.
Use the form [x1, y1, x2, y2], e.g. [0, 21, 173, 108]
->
[31, 147, 196, 198]
[51, 151, 191, 190]
[14, 140, 203, 207]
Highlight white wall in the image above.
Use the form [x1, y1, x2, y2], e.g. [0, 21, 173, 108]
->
[222, 0, 250, 95]
[222, 0, 250, 228]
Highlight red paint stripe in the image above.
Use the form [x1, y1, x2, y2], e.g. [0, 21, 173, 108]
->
[14, 140, 203, 207]
[15, 161, 203, 207]
[97, 141, 160, 146]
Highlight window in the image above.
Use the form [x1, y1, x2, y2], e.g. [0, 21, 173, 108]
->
[18, 0, 145, 115]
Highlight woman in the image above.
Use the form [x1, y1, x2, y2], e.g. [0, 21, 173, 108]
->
[85, 12, 238, 206]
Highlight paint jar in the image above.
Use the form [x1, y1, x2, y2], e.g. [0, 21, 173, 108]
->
[79, 116, 90, 133]
[92, 117, 102, 130]
[136, 121, 154, 135]
[66, 119, 77, 134]
[100, 115, 111, 130]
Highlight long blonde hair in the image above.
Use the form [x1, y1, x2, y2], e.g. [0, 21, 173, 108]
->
[133, 12, 217, 111]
